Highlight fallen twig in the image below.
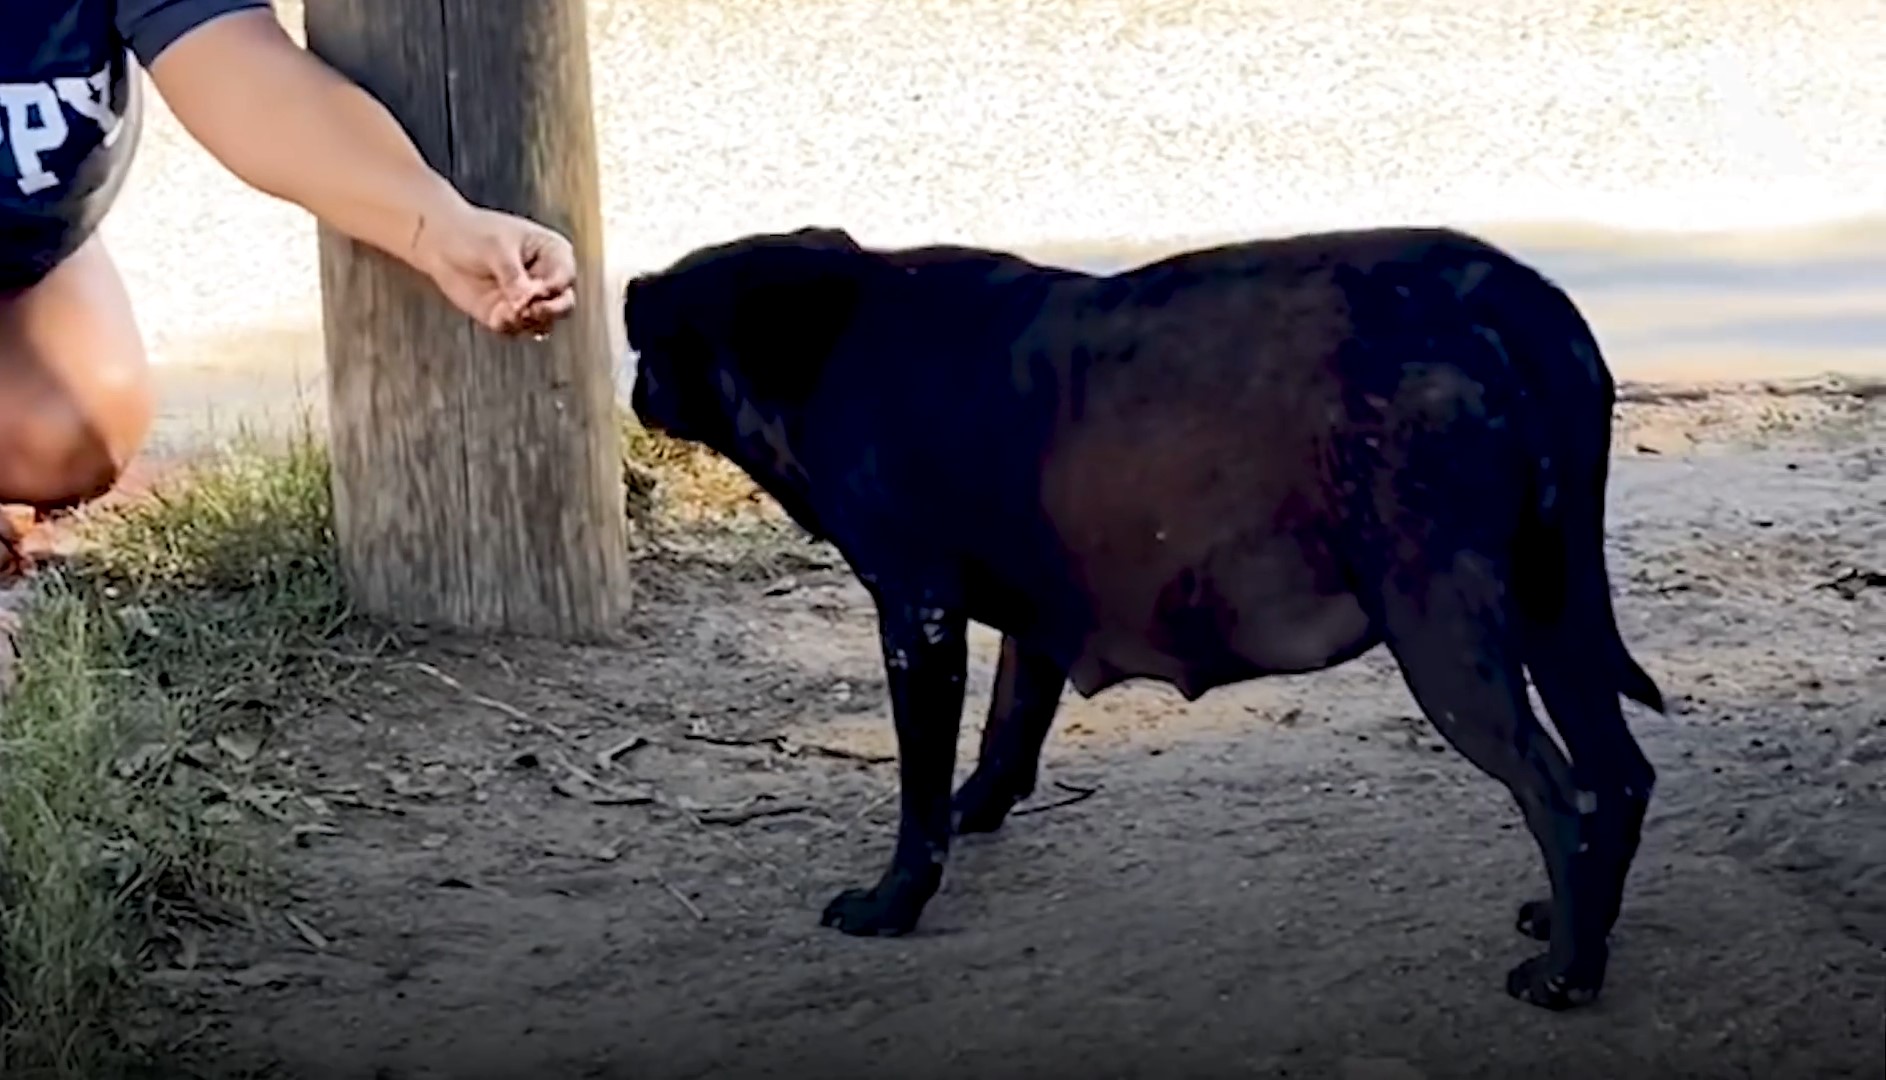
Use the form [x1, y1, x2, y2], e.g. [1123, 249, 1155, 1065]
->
[524, 726, 799, 890]
[409, 660, 571, 741]
[666, 797, 795, 893]
[323, 791, 408, 816]
[550, 780, 658, 807]
[682, 728, 775, 749]
[164, 1017, 216, 1055]
[843, 786, 897, 832]
[692, 797, 821, 826]
[652, 871, 708, 922]
[595, 733, 651, 771]
[794, 740, 896, 765]
[682, 724, 893, 765]
[550, 753, 658, 806]
[1013, 780, 1101, 817]
[291, 822, 341, 848]
[284, 911, 330, 951]
[1819, 566, 1886, 600]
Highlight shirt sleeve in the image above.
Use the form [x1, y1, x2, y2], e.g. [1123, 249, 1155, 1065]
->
[117, 0, 274, 68]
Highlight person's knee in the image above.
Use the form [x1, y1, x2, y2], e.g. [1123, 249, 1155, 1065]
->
[0, 381, 148, 508]
[78, 345, 157, 473]
[0, 237, 153, 508]
[59, 416, 142, 507]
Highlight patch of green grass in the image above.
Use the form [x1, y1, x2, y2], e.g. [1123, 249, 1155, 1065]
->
[0, 413, 814, 1076]
[0, 427, 347, 1078]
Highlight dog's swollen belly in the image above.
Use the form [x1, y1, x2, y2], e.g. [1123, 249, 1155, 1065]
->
[1056, 526, 1381, 701]
[1035, 399, 1380, 700]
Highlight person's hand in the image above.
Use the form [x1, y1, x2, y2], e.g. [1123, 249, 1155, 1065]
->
[414, 204, 578, 337]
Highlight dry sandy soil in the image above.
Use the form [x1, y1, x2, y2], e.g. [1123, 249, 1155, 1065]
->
[148, 385, 1886, 1080]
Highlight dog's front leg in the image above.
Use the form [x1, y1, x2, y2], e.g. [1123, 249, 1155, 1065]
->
[820, 591, 968, 937]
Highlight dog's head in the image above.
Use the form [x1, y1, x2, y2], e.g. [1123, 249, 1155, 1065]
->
[623, 226, 872, 454]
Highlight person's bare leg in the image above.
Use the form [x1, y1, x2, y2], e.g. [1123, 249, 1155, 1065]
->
[0, 235, 154, 569]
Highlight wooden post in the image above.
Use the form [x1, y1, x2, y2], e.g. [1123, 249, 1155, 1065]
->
[302, 0, 629, 637]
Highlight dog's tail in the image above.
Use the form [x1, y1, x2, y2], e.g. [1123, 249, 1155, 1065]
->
[1460, 247, 1666, 717]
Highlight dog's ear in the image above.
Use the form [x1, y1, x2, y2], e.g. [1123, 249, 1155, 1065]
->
[621, 273, 660, 350]
[722, 242, 874, 403]
[620, 274, 641, 339]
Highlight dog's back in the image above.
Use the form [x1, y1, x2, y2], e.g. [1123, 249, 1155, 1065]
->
[819, 229, 1625, 699]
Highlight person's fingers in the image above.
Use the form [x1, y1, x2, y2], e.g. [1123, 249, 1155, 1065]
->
[527, 233, 578, 295]
[485, 303, 521, 335]
[525, 288, 577, 323]
[487, 287, 534, 335]
[507, 290, 575, 338]
[482, 231, 537, 310]
[494, 286, 570, 336]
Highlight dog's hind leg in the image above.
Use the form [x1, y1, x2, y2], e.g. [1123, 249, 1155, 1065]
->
[953, 634, 1068, 835]
[1512, 588, 1658, 946]
[1375, 546, 1613, 1010]
[1508, 412, 1660, 947]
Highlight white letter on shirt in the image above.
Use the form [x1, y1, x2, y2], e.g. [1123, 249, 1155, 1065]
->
[55, 70, 121, 140]
[0, 83, 70, 196]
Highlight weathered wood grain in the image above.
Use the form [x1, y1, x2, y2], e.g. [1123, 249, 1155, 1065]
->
[304, 0, 629, 637]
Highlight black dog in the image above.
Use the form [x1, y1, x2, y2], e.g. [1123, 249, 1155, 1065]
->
[623, 225, 1664, 1011]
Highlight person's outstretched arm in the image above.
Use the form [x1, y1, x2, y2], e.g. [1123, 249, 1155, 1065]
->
[130, 3, 576, 336]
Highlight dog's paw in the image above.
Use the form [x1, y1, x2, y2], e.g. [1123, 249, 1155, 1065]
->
[1515, 899, 1552, 941]
[951, 772, 1023, 835]
[1505, 954, 1602, 1011]
[820, 885, 922, 937]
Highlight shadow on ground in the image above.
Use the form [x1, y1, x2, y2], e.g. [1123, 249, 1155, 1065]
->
[140, 391, 1886, 1080]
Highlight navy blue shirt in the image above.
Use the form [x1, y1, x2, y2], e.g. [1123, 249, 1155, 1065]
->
[0, 0, 268, 289]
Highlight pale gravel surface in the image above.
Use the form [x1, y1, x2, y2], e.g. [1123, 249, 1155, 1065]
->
[102, 0, 1886, 373]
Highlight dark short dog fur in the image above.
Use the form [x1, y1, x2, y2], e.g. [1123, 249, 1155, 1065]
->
[623, 225, 1665, 1011]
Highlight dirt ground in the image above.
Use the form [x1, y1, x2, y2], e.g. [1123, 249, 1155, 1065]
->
[159, 385, 1885, 1080]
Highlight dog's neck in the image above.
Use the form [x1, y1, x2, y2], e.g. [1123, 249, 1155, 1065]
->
[712, 387, 827, 540]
